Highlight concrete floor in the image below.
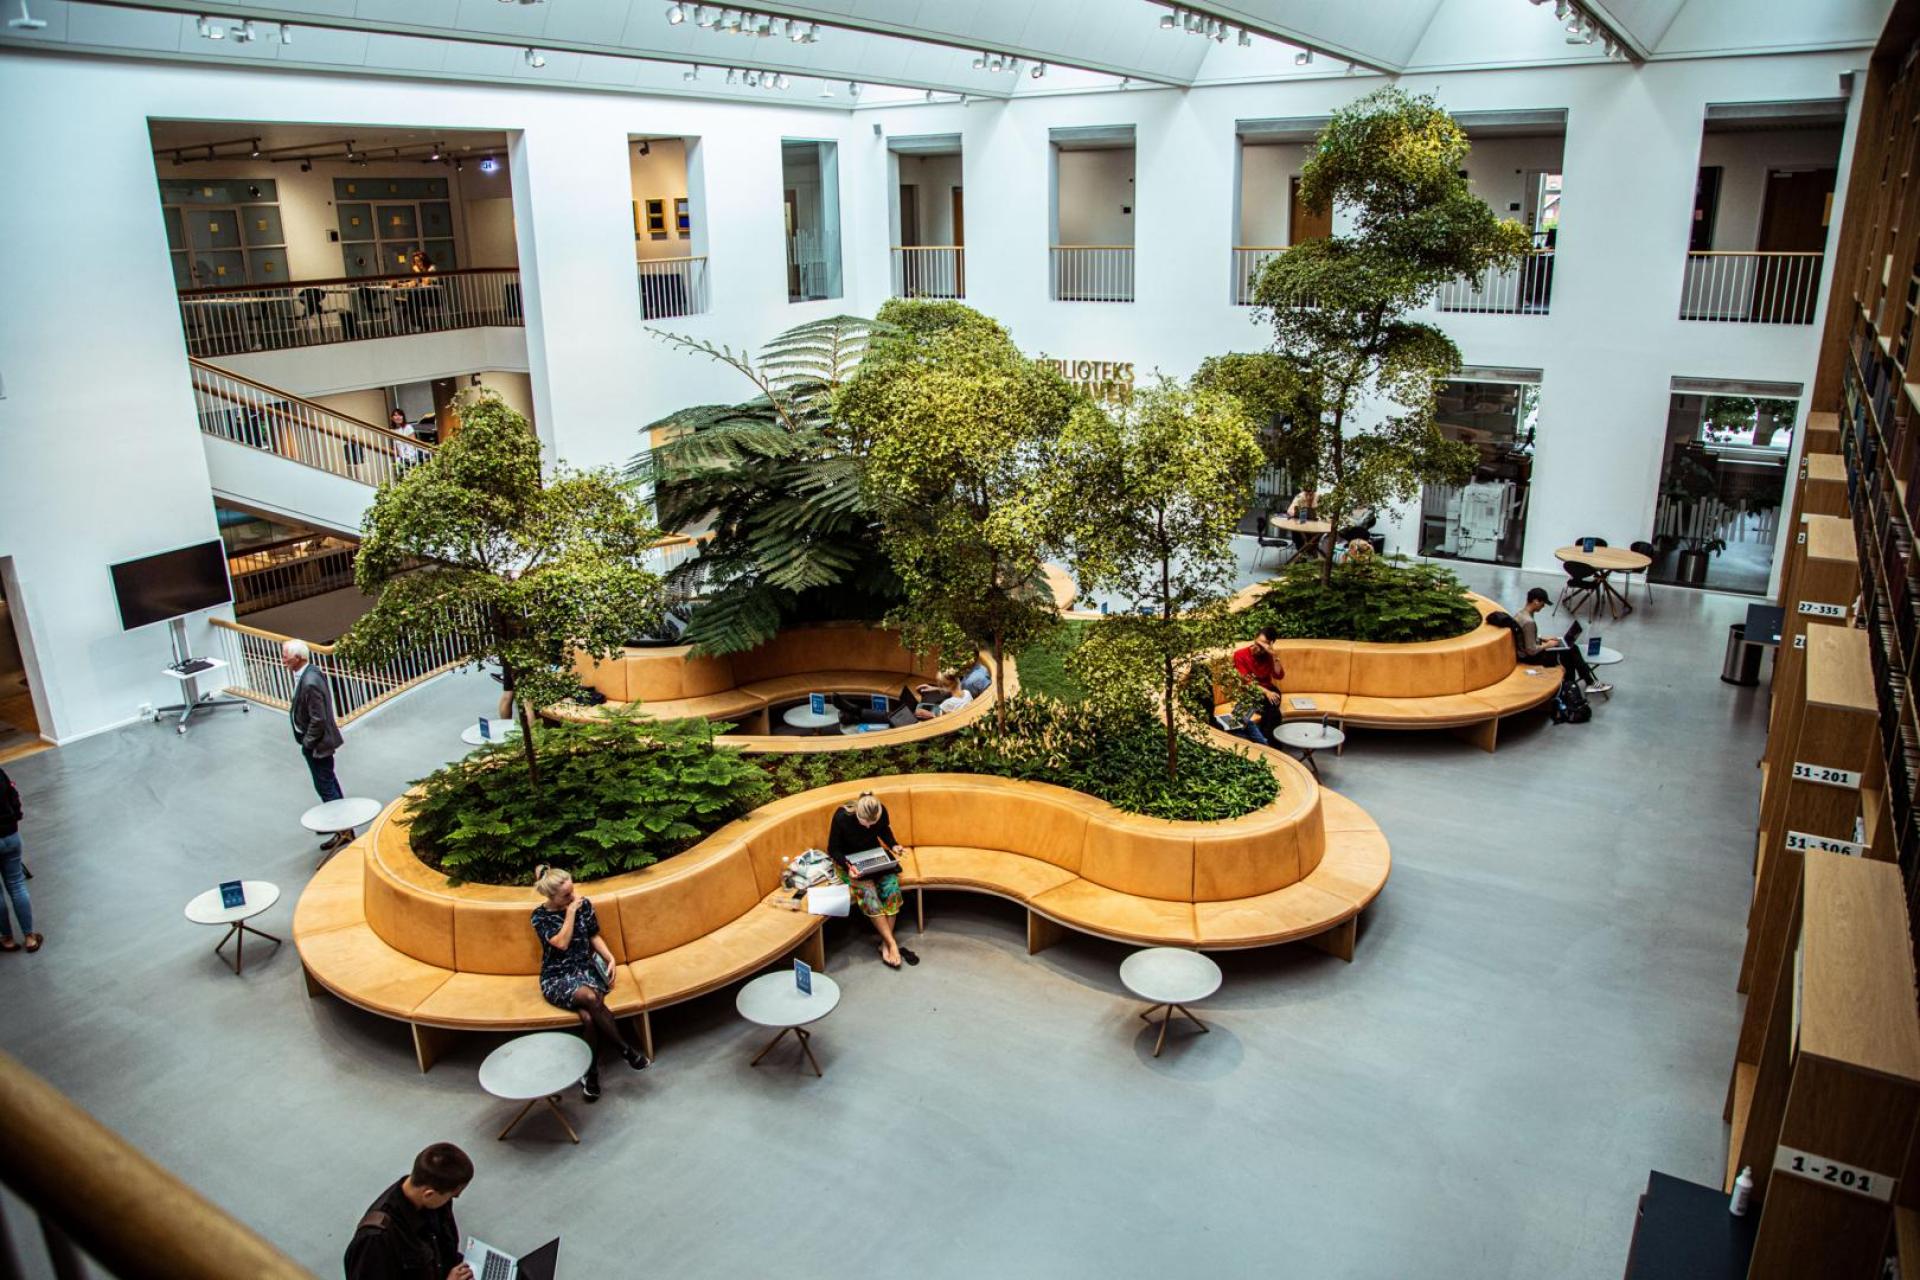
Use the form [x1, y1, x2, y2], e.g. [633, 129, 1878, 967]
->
[1, 556, 1768, 1280]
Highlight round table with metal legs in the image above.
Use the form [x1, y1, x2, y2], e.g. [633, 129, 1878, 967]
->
[184, 881, 282, 976]
[1119, 947, 1223, 1058]
[737, 970, 841, 1077]
[479, 1032, 595, 1144]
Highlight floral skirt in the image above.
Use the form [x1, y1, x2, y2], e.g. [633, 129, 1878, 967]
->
[836, 866, 902, 918]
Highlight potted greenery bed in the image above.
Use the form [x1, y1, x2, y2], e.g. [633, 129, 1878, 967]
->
[1233, 556, 1485, 643]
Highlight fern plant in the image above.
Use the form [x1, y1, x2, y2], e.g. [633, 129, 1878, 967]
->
[1241, 555, 1482, 643]
[627, 315, 901, 653]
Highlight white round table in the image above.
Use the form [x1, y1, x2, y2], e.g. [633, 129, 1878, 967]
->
[184, 880, 282, 975]
[1275, 720, 1346, 779]
[300, 796, 383, 847]
[782, 704, 843, 734]
[737, 970, 841, 1077]
[479, 1032, 595, 1144]
[461, 718, 523, 746]
[1119, 947, 1222, 1058]
[1585, 646, 1624, 667]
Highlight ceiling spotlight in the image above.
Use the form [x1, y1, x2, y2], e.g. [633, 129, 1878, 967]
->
[171, 150, 183, 165]
[1294, 49, 1312, 65]
[725, 67, 738, 83]
[803, 22, 820, 43]
[774, 72, 789, 89]
[1184, 11, 1200, 32]
[789, 18, 806, 40]
[525, 47, 546, 67]
[1237, 27, 1251, 47]
[988, 55, 1003, 72]
[925, 89, 935, 101]
[430, 140, 442, 160]
[720, 9, 740, 31]
[1159, 10, 1176, 30]
[480, 156, 500, 173]
[1554, 0, 1571, 17]
[7, 1, 47, 30]
[819, 84, 835, 98]
[248, 138, 261, 158]
[205, 145, 216, 161]
[344, 140, 355, 159]
[299, 159, 312, 172]
[667, 2, 685, 22]
[279, 22, 292, 42]
[847, 81, 860, 97]
[1214, 22, 1227, 42]
[638, 139, 651, 156]
[696, 6, 716, 27]
[972, 52, 985, 69]
[683, 64, 699, 81]
[1120, 76, 1132, 88]
[1031, 61, 1046, 79]
[198, 16, 223, 39]
[756, 14, 772, 35]
[743, 69, 758, 86]
[453, 157, 464, 171]
[233, 20, 256, 41]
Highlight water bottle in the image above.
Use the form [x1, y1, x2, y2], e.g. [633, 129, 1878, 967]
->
[479, 716, 490, 741]
[1729, 1166, 1753, 1216]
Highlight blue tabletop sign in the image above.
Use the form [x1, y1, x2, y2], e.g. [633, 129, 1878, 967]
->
[219, 880, 246, 909]
[870, 694, 889, 712]
[809, 692, 827, 716]
[1580, 537, 1596, 553]
[794, 957, 813, 995]
[1587, 634, 1601, 657]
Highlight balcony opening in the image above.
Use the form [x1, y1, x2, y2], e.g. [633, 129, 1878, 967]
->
[1680, 102, 1845, 324]
[783, 139, 844, 303]
[149, 120, 523, 358]
[1647, 377, 1802, 595]
[1050, 126, 1134, 303]
[629, 135, 710, 319]
[1233, 119, 1324, 305]
[1417, 370, 1541, 567]
[888, 134, 964, 300]
[1439, 111, 1563, 315]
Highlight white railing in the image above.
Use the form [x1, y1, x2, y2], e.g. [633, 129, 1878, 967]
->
[1435, 250, 1555, 315]
[211, 610, 485, 724]
[637, 256, 710, 319]
[1052, 245, 1134, 303]
[189, 358, 431, 488]
[1678, 252, 1824, 324]
[228, 538, 359, 615]
[177, 268, 522, 358]
[1653, 494, 1781, 547]
[1232, 247, 1287, 306]
[891, 246, 965, 299]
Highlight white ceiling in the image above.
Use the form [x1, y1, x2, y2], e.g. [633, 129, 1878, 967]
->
[0, 0, 1891, 107]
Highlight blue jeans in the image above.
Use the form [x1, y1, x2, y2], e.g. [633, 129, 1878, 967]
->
[302, 747, 343, 804]
[0, 832, 31, 939]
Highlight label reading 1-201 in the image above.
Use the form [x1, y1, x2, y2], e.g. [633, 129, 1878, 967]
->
[1773, 1146, 1893, 1202]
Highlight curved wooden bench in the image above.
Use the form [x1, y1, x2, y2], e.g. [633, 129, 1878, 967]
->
[295, 754, 1388, 1071]
[545, 621, 1009, 751]
[1217, 589, 1558, 751]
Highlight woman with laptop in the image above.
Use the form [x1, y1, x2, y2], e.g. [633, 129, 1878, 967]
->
[826, 792, 917, 970]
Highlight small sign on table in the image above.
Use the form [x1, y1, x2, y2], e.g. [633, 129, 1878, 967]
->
[794, 958, 813, 995]
[809, 692, 827, 716]
[1587, 634, 1601, 657]
[219, 880, 247, 909]
[870, 694, 888, 713]
[1580, 537, 1596, 553]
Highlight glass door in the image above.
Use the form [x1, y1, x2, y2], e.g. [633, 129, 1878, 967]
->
[1648, 392, 1795, 594]
[1418, 378, 1537, 566]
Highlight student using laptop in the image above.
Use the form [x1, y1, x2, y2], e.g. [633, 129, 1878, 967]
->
[344, 1143, 474, 1280]
[825, 792, 916, 970]
[1511, 587, 1611, 695]
[914, 672, 974, 721]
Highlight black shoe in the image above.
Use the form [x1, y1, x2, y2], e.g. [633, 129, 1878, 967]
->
[581, 1074, 601, 1103]
[899, 946, 920, 967]
[623, 1047, 651, 1071]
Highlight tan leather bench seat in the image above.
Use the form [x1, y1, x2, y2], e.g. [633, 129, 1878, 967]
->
[1341, 692, 1507, 728]
[737, 671, 913, 702]
[293, 844, 369, 937]
[627, 689, 767, 722]
[1470, 664, 1560, 715]
[299, 923, 452, 1020]
[629, 901, 822, 1007]
[1278, 692, 1348, 720]
[414, 969, 645, 1030]
[909, 845, 1078, 899]
[1028, 879, 1200, 946]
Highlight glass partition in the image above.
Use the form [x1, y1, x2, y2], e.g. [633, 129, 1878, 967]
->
[1417, 378, 1538, 566]
[1647, 393, 1795, 593]
[782, 140, 842, 302]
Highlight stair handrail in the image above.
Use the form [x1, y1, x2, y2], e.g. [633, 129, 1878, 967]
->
[0, 1048, 316, 1279]
[187, 358, 437, 454]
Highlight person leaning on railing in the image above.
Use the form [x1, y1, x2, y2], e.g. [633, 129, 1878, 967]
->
[344, 1142, 475, 1280]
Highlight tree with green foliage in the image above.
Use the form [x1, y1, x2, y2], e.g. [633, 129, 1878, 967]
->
[627, 315, 897, 654]
[1040, 377, 1262, 778]
[1191, 351, 1320, 491]
[836, 300, 1082, 730]
[338, 392, 665, 786]
[1252, 87, 1532, 580]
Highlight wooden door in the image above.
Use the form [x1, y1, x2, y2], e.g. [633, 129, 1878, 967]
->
[784, 189, 800, 299]
[1753, 167, 1836, 322]
[430, 377, 460, 440]
[1290, 176, 1332, 244]
[952, 187, 965, 295]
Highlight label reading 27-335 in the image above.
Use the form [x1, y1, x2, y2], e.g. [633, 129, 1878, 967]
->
[1791, 761, 1862, 789]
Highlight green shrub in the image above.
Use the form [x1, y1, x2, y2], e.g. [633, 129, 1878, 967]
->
[1240, 555, 1481, 643]
[1012, 620, 1092, 703]
[409, 712, 772, 885]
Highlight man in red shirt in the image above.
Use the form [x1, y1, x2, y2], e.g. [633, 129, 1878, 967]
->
[1232, 627, 1287, 744]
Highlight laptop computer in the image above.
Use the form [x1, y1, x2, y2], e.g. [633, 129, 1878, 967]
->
[464, 1236, 559, 1280]
[1560, 620, 1583, 651]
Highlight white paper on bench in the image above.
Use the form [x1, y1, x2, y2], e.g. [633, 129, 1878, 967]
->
[806, 884, 851, 917]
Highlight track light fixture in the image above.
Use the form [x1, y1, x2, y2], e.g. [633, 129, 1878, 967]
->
[1237, 27, 1251, 47]
[666, 2, 685, 23]
[1159, 10, 1175, 29]
[1294, 49, 1312, 66]
[233, 20, 257, 42]
[925, 89, 935, 101]
[638, 139, 651, 156]
[972, 52, 985, 69]
[848, 81, 860, 97]
[197, 15, 223, 39]
[249, 138, 261, 158]
[429, 140, 442, 161]
[1031, 61, 1046, 79]
[299, 159, 312, 172]
[684, 64, 699, 81]
[524, 46, 546, 67]
[279, 22, 292, 42]
[7, 0, 47, 30]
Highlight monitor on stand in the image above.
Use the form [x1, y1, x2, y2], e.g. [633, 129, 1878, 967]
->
[109, 540, 251, 734]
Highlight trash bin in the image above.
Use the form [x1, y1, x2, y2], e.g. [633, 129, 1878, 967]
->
[1676, 547, 1709, 586]
[1721, 623, 1764, 686]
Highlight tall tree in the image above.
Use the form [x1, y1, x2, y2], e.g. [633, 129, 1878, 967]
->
[1191, 351, 1320, 492]
[627, 315, 896, 654]
[337, 393, 665, 786]
[1039, 377, 1262, 777]
[1252, 87, 1532, 580]
[837, 301, 1081, 729]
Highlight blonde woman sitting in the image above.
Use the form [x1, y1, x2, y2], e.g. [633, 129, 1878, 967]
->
[531, 865, 648, 1102]
[825, 792, 917, 969]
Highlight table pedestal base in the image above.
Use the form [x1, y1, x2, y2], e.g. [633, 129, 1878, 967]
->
[497, 1093, 580, 1144]
[1138, 1002, 1210, 1057]
[750, 1024, 824, 1077]
[213, 921, 282, 975]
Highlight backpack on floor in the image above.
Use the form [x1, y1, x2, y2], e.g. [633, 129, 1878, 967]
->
[1550, 677, 1592, 725]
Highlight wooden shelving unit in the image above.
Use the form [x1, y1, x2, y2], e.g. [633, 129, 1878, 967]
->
[1742, 853, 1920, 1278]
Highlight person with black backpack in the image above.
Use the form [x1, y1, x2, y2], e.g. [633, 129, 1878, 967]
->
[0, 765, 38, 954]
[1510, 587, 1612, 697]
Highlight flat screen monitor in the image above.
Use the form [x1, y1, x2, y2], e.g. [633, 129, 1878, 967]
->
[109, 540, 233, 631]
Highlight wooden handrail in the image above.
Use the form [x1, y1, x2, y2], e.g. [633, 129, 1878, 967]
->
[211, 615, 344, 651]
[1050, 244, 1135, 250]
[0, 1049, 316, 1280]
[1686, 250, 1825, 257]
[635, 255, 709, 265]
[178, 265, 517, 298]
[891, 244, 966, 251]
[188, 358, 432, 451]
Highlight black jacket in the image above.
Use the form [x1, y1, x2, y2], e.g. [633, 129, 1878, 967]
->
[825, 804, 897, 872]
[291, 662, 344, 758]
[342, 1179, 461, 1280]
[0, 767, 19, 838]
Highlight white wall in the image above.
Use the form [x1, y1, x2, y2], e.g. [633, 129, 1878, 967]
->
[212, 327, 529, 399]
[1056, 148, 1136, 245]
[1699, 125, 1845, 251]
[0, 44, 1867, 740]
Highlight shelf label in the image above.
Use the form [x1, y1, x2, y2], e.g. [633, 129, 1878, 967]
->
[1798, 601, 1847, 618]
[1784, 830, 1868, 857]
[1791, 761, 1862, 789]
[1797, 531, 1808, 544]
[1773, 1146, 1893, 1202]
[1793, 635, 1807, 650]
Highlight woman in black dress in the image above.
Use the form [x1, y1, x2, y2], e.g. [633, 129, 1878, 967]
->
[531, 865, 647, 1102]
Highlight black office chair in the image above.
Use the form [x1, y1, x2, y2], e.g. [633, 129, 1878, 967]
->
[1556, 560, 1602, 618]
[1628, 540, 1658, 605]
[1255, 527, 1295, 570]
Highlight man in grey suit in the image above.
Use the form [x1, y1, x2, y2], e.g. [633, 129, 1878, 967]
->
[282, 639, 349, 849]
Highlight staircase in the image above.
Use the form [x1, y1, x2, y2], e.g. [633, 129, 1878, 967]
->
[189, 358, 430, 532]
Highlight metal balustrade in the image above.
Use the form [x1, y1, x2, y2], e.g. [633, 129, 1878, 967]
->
[1051, 245, 1134, 303]
[190, 359, 431, 488]
[176, 267, 523, 358]
[212, 610, 485, 724]
[1678, 251, 1824, 324]
[891, 246, 966, 299]
[228, 537, 360, 614]
[1434, 250, 1555, 315]
[637, 255, 710, 319]
[1232, 247, 1286, 306]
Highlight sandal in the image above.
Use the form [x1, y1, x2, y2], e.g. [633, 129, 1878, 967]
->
[22, 934, 41, 954]
[899, 947, 920, 967]
[0, 938, 17, 953]
[882, 954, 903, 970]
